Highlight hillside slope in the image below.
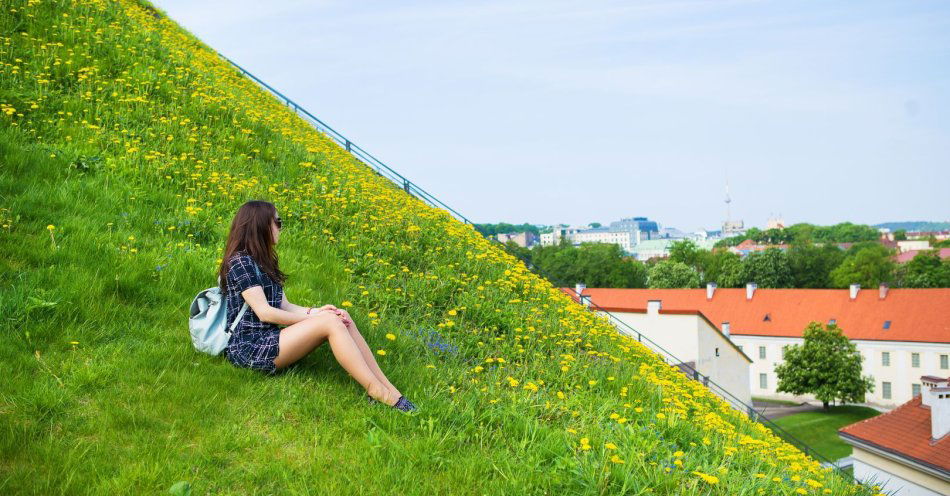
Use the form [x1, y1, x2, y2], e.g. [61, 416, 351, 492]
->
[0, 1, 877, 494]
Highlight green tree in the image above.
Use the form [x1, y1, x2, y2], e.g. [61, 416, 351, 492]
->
[700, 250, 744, 287]
[669, 239, 702, 268]
[648, 261, 701, 288]
[787, 243, 846, 288]
[531, 241, 647, 288]
[740, 248, 793, 288]
[774, 322, 874, 410]
[830, 244, 896, 288]
[893, 229, 907, 241]
[897, 251, 950, 288]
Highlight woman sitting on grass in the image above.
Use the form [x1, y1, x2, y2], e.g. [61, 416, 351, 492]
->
[217, 200, 417, 413]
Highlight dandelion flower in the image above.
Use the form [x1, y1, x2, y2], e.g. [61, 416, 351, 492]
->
[692, 471, 719, 485]
[376, 349, 386, 356]
[385, 333, 396, 340]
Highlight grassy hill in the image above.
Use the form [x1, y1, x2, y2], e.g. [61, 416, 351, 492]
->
[0, 1, 878, 494]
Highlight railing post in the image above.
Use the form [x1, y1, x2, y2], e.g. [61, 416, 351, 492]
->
[403, 179, 411, 194]
[345, 140, 351, 152]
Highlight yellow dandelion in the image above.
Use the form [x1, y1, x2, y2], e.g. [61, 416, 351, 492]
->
[385, 333, 396, 340]
[692, 471, 719, 485]
[341, 301, 353, 307]
[376, 349, 386, 355]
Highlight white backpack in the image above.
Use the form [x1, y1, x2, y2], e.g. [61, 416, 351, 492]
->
[188, 265, 260, 355]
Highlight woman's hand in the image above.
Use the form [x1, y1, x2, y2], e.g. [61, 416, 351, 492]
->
[310, 304, 351, 326]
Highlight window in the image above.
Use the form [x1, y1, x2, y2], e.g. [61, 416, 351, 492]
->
[763, 313, 771, 322]
[759, 346, 766, 359]
[883, 382, 892, 400]
[912, 384, 921, 397]
[912, 353, 920, 368]
[941, 354, 948, 370]
[760, 373, 768, 389]
[882, 352, 890, 366]
[715, 347, 720, 357]
[883, 320, 891, 330]
[828, 318, 836, 326]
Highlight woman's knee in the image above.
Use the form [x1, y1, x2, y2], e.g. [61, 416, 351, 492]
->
[313, 314, 347, 337]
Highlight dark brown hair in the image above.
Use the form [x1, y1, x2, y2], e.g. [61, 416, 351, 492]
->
[218, 200, 287, 291]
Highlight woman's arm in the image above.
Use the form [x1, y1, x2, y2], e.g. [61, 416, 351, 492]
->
[241, 287, 314, 326]
[280, 293, 311, 315]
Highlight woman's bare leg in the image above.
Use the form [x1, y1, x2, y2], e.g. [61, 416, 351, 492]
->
[273, 314, 399, 406]
[340, 312, 401, 398]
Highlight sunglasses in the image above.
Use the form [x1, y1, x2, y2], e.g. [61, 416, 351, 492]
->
[275, 217, 283, 230]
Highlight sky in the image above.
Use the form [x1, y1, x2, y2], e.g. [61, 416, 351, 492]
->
[154, 0, 950, 232]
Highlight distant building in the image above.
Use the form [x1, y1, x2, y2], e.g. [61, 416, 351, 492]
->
[766, 217, 786, 230]
[539, 217, 662, 253]
[898, 240, 932, 253]
[630, 237, 719, 261]
[559, 286, 950, 408]
[722, 220, 745, 237]
[496, 231, 538, 248]
[839, 376, 950, 495]
[609, 217, 660, 245]
[896, 248, 950, 264]
[630, 239, 676, 261]
[572, 227, 634, 252]
[728, 239, 790, 257]
[908, 230, 950, 241]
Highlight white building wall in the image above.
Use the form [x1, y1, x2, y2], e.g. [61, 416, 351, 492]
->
[602, 310, 751, 409]
[851, 448, 950, 496]
[696, 320, 753, 407]
[731, 335, 950, 407]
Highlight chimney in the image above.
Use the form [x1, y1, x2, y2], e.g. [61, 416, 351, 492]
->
[647, 300, 661, 315]
[706, 282, 717, 300]
[921, 375, 950, 441]
[746, 282, 757, 300]
[849, 283, 860, 301]
[879, 283, 889, 300]
[575, 283, 590, 307]
[722, 321, 730, 337]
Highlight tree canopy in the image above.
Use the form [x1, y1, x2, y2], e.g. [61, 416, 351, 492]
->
[774, 322, 874, 410]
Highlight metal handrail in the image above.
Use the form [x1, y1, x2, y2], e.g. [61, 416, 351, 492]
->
[217, 51, 855, 481]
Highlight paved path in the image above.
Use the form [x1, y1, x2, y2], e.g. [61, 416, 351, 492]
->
[753, 400, 823, 420]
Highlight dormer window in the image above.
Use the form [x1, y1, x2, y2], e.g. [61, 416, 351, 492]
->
[828, 318, 836, 326]
[763, 313, 771, 322]
[883, 320, 891, 330]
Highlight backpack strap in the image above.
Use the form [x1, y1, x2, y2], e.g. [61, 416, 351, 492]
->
[226, 261, 263, 333]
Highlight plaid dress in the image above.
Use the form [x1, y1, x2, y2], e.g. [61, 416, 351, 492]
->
[223, 250, 284, 374]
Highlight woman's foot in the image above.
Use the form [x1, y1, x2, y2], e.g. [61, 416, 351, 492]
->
[392, 396, 418, 413]
[367, 382, 400, 406]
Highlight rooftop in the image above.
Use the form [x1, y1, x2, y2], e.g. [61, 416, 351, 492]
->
[839, 395, 950, 476]
[559, 287, 950, 344]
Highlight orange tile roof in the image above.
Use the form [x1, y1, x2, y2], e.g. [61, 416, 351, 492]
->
[558, 288, 950, 343]
[839, 395, 950, 474]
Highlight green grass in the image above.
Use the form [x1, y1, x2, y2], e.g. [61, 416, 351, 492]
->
[0, 0, 879, 494]
[771, 406, 881, 461]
